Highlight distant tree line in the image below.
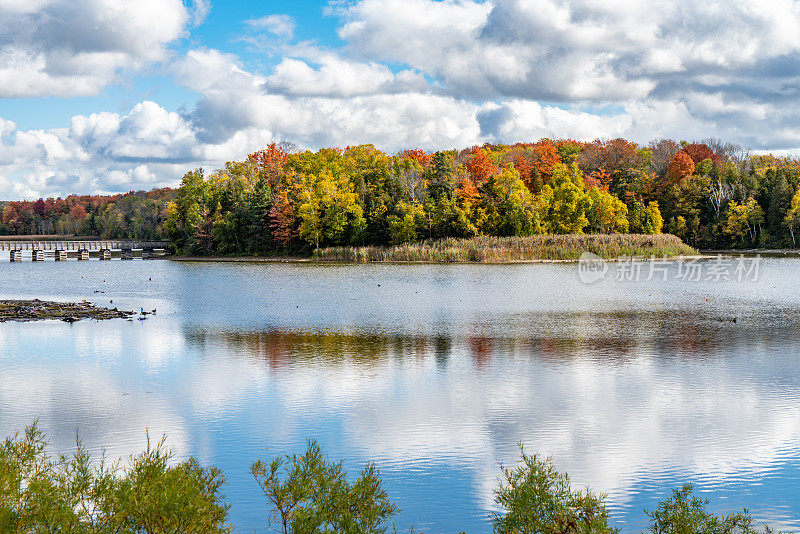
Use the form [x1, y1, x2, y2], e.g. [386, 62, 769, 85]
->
[5, 138, 800, 251]
[0, 189, 173, 240]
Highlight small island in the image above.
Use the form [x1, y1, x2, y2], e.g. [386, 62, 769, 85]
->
[171, 234, 698, 263]
[0, 299, 135, 322]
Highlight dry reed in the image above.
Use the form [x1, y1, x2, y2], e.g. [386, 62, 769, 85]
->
[311, 234, 697, 263]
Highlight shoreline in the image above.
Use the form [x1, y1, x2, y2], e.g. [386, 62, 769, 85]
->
[702, 249, 800, 255]
[170, 254, 712, 265]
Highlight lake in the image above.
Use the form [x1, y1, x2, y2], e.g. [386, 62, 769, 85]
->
[1, 256, 799, 532]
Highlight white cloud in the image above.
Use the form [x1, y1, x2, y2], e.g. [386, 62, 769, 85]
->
[6, 0, 800, 198]
[190, 0, 211, 26]
[178, 47, 478, 149]
[171, 48, 264, 93]
[264, 55, 426, 97]
[337, 0, 800, 103]
[0, 0, 189, 97]
[0, 101, 265, 199]
[191, 87, 480, 150]
[479, 100, 633, 142]
[245, 14, 295, 39]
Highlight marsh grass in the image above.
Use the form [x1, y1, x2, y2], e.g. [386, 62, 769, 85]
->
[312, 234, 697, 263]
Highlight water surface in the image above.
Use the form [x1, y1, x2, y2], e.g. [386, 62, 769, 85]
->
[1, 257, 799, 532]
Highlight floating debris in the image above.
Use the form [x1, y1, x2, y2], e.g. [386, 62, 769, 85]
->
[0, 299, 135, 322]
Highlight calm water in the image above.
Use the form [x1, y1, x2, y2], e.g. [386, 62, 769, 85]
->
[1, 256, 800, 532]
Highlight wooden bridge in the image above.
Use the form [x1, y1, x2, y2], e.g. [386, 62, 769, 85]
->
[0, 240, 169, 261]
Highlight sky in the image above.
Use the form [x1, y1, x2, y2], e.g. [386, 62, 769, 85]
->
[2, 0, 800, 200]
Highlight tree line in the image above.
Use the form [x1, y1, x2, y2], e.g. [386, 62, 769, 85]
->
[5, 138, 800, 252]
[0, 189, 173, 240]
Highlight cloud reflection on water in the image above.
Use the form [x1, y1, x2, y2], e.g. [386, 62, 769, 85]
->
[182, 308, 800, 529]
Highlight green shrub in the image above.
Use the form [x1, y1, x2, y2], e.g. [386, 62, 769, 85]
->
[491, 446, 618, 534]
[251, 439, 398, 534]
[0, 422, 230, 533]
[0, 425, 792, 534]
[645, 484, 780, 534]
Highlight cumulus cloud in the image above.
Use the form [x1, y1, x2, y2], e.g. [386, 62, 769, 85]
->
[264, 54, 428, 97]
[171, 48, 262, 93]
[0, 101, 272, 199]
[190, 85, 480, 150]
[207, 0, 800, 154]
[5, 0, 800, 198]
[0, 0, 189, 97]
[337, 0, 800, 102]
[171, 46, 476, 149]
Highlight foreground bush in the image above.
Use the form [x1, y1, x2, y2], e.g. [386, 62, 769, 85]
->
[645, 484, 780, 534]
[490, 453, 786, 534]
[251, 439, 398, 534]
[491, 446, 618, 534]
[0, 426, 791, 533]
[0, 423, 230, 533]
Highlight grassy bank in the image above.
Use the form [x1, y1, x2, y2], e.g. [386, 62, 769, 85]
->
[311, 234, 697, 263]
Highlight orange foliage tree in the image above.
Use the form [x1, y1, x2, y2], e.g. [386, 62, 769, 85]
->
[401, 149, 432, 169]
[532, 141, 561, 182]
[667, 152, 696, 181]
[466, 147, 499, 186]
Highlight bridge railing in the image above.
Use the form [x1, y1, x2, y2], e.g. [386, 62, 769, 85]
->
[0, 241, 170, 251]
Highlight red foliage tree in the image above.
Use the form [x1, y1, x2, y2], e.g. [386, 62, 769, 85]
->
[249, 143, 289, 190]
[682, 143, 721, 165]
[69, 204, 88, 221]
[269, 188, 298, 247]
[33, 199, 47, 217]
[578, 138, 641, 176]
[584, 169, 612, 191]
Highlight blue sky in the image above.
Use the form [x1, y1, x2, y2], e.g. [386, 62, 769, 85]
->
[2, 0, 800, 199]
[0, 1, 344, 130]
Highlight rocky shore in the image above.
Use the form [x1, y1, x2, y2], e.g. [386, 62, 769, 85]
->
[0, 299, 136, 322]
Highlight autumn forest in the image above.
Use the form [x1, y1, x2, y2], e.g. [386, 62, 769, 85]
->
[3, 138, 800, 254]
